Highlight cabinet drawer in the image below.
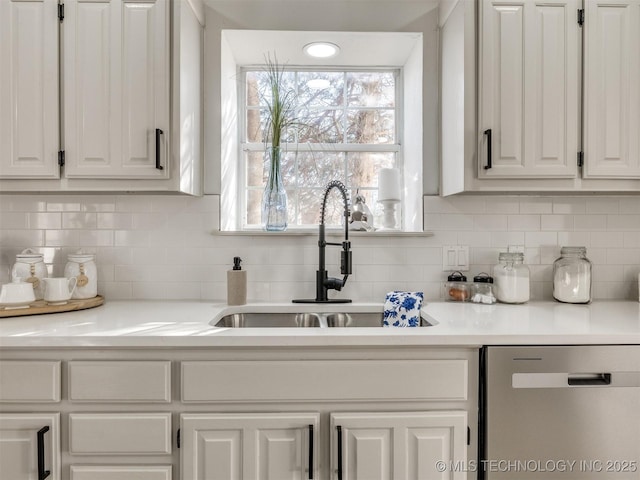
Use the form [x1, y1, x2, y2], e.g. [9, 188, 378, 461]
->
[70, 465, 172, 480]
[68, 361, 171, 403]
[181, 359, 468, 403]
[0, 360, 61, 402]
[69, 413, 172, 455]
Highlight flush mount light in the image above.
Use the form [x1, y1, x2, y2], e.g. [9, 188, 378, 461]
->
[303, 42, 340, 58]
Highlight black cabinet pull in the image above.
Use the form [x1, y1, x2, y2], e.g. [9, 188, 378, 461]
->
[37, 426, 50, 480]
[336, 425, 343, 480]
[155, 128, 164, 170]
[484, 129, 492, 170]
[308, 424, 314, 479]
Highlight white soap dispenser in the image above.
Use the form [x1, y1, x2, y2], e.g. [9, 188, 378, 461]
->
[227, 257, 247, 305]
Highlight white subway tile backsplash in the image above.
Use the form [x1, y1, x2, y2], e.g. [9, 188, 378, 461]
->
[28, 213, 61, 229]
[2, 194, 640, 301]
[508, 215, 540, 231]
[520, 198, 553, 214]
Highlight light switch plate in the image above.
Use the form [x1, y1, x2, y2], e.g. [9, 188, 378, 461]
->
[442, 245, 470, 271]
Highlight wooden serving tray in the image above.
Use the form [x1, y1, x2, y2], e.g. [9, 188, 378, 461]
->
[0, 295, 104, 318]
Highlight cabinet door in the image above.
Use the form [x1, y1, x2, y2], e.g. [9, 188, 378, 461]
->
[330, 411, 467, 480]
[584, 0, 640, 177]
[0, 413, 60, 480]
[63, 0, 169, 178]
[181, 413, 319, 480]
[0, 0, 59, 179]
[479, 0, 580, 178]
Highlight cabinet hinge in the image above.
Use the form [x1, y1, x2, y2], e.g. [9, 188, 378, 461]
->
[467, 426, 471, 446]
[578, 8, 584, 26]
[177, 428, 180, 449]
[58, 3, 64, 22]
[58, 150, 65, 167]
[577, 151, 584, 167]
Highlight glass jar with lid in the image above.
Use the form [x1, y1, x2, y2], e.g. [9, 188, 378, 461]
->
[471, 273, 496, 304]
[493, 252, 530, 304]
[552, 246, 592, 304]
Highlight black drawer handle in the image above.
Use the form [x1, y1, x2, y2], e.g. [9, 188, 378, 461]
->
[308, 424, 314, 479]
[336, 425, 343, 480]
[37, 426, 50, 480]
[568, 373, 611, 386]
[155, 128, 164, 170]
[484, 129, 492, 170]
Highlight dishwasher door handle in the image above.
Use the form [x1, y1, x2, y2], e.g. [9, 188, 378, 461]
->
[568, 373, 611, 386]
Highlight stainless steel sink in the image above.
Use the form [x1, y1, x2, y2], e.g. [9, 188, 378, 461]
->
[325, 312, 432, 327]
[214, 313, 321, 328]
[213, 312, 433, 328]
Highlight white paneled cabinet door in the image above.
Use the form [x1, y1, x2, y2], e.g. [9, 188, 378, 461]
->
[330, 411, 467, 480]
[63, 0, 169, 178]
[584, 0, 640, 177]
[181, 413, 319, 480]
[0, 413, 60, 480]
[479, 0, 580, 178]
[0, 0, 59, 178]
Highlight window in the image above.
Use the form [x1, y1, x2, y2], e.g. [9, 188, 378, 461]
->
[219, 30, 423, 232]
[241, 68, 401, 227]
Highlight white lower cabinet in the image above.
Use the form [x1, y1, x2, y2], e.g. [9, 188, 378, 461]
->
[181, 413, 319, 480]
[331, 411, 467, 480]
[0, 413, 60, 480]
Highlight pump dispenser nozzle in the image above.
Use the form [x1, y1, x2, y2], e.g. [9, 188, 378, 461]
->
[233, 257, 242, 270]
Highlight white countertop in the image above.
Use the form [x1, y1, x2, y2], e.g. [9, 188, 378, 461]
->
[1, 300, 639, 348]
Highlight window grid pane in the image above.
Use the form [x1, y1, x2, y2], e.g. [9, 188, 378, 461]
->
[242, 68, 399, 228]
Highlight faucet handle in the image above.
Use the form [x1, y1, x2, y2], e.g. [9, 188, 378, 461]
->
[341, 245, 352, 276]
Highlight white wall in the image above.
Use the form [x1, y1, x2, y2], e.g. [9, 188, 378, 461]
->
[1, 194, 639, 302]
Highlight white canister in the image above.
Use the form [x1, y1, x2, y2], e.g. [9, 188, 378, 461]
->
[64, 252, 97, 299]
[11, 248, 48, 300]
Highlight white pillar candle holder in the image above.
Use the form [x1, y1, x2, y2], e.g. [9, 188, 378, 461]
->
[377, 168, 401, 230]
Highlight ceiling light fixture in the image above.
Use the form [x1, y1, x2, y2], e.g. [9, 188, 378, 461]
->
[303, 42, 340, 59]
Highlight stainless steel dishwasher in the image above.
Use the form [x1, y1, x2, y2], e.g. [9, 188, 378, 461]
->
[481, 345, 640, 479]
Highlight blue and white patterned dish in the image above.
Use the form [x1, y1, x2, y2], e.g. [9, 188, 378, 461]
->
[383, 291, 424, 327]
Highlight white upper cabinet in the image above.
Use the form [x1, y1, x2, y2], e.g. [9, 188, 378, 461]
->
[0, 0, 202, 193]
[0, 0, 60, 179]
[63, 0, 170, 179]
[583, 0, 640, 178]
[479, 0, 580, 178]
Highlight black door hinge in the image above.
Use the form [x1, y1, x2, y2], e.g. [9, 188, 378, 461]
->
[578, 9, 584, 26]
[467, 426, 471, 446]
[177, 428, 180, 449]
[58, 4, 64, 21]
[577, 151, 584, 167]
[58, 151, 65, 167]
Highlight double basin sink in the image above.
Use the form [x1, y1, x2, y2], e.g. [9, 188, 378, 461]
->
[213, 312, 433, 328]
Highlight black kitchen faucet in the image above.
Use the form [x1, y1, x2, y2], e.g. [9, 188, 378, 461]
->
[293, 180, 352, 303]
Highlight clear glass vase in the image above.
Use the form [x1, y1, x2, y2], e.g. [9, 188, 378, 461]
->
[262, 147, 288, 231]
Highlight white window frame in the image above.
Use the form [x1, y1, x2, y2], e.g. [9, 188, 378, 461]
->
[238, 66, 404, 229]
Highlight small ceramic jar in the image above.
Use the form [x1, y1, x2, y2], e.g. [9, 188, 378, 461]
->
[11, 248, 48, 300]
[64, 251, 97, 299]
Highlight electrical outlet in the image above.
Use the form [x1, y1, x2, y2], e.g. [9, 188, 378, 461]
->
[508, 244, 525, 254]
[442, 245, 470, 271]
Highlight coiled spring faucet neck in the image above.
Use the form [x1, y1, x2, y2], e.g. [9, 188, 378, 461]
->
[292, 180, 353, 304]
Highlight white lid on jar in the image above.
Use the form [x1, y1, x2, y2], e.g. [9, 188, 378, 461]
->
[15, 248, 44, 261]
[67, 249, 95, 262]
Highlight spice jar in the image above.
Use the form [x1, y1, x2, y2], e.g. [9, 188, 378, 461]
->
[64, 251, 98, 299]
[11, 249, 48, 300]
[553, 246, 591, 304]
[471, 273, 496, 304]
[493, 252, 530, 304]
[445, 271, 470, 302]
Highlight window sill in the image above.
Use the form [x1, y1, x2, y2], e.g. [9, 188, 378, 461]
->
[213, 228, 434, 237]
